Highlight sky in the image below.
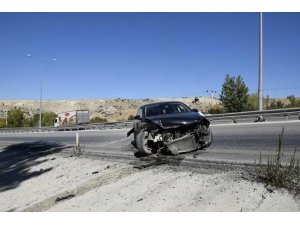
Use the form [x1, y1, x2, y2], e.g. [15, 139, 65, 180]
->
[0, 12, 300, 100]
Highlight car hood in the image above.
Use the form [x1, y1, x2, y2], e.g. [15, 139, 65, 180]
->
[145, 112, 202, 128]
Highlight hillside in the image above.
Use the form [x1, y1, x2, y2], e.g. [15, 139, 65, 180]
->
[0, 97, 220, 122]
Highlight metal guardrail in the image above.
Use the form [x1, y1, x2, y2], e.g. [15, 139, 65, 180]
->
[0, 121, 134, 134]
[0, 107, 299, 134]
[205, 107, 300, 123]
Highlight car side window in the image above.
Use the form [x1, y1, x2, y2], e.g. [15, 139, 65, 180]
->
[178, 104, 190, 113]
[137, 108, 142, 117]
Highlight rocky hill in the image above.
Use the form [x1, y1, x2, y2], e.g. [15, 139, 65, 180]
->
[0, 97, 220, 122]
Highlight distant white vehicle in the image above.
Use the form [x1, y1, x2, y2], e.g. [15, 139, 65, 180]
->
[54, 110, 89, 127]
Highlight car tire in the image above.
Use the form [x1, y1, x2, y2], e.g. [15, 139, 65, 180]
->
[205, 128, 213, 148]
[136, 130, 153, 155]
[206, 128, 213, 147]
[199, 128, 213, 150]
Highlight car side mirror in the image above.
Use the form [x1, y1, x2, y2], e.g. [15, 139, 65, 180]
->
[133, 115, 141, 120]
[191, 109, 198, 112]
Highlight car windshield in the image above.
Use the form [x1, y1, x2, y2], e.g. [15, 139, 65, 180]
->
[144, 103, 191, 117]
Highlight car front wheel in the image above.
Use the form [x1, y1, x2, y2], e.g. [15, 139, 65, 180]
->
[136, 130, 153, 155]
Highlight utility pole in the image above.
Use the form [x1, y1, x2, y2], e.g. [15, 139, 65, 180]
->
[258, 12, 263, 111]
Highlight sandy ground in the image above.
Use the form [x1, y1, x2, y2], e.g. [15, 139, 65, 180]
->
[0, 151, 299, 212]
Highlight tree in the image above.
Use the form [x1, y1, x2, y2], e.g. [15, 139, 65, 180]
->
[220, 75, 249, 113]
[7, 107, 25, 127]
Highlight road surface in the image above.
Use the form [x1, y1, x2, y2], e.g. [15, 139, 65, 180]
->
[0, 121, 299, 164]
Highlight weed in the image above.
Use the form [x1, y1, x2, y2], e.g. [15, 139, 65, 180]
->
[73, 132, 85, 156]
[73, 144, 85, 157]
[254, 127, 300, 196]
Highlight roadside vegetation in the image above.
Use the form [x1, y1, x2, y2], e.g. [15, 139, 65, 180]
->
[7, 107, 26, 127]
[0, 118, 6, 128]
[1, 107, 57, 128]
[127, 114, 134, 120]
[207, 74, 300, 114]
[90, 116, 108, 123]
[32, 112, 57, 127]
[254, 128, 300, 196]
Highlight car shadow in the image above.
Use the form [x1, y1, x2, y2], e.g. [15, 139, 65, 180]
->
[0, 141, 69, 192]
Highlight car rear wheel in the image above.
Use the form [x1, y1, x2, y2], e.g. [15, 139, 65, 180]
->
[136, 130, 153, 155]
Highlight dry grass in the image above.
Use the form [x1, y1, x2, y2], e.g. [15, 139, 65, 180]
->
[254, 127, 300, 196]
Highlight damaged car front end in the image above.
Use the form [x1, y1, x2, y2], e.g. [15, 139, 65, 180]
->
[127, 101, 213, 155]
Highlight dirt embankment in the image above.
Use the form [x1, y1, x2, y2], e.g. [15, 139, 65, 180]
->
[1, 150, 299, 212]
[0, 97, 220, 122]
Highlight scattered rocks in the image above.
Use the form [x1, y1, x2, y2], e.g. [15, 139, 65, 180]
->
[267, 187, 274, 193]
[55, 194, 75, 202]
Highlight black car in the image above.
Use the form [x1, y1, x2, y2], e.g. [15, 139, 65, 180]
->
[127, 101, 213, 155]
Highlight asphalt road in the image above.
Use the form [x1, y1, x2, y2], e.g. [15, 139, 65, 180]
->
[0, 120, 299, 164]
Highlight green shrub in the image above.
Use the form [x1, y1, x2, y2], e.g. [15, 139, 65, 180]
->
[33, 112, 57, 127]
[23, 118, 34, 127]
[0, 118, 6, 128]
[247, 93, 258, 111]
[208, 105, 223, 114]
[42, 112, 57, 126]
[127, 114, 134, 120]
[7, 107, 25, 127]
[287, 95, 300, 108]
[90, 117, 108, 123]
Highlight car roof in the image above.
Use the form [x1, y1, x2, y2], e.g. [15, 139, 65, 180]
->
[140, 101, 186, 108]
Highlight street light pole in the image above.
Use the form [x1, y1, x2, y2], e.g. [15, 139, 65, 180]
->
[258, 12, 263, 111]
[26, 54, 56, 128]
[39, 62, 44, 129]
